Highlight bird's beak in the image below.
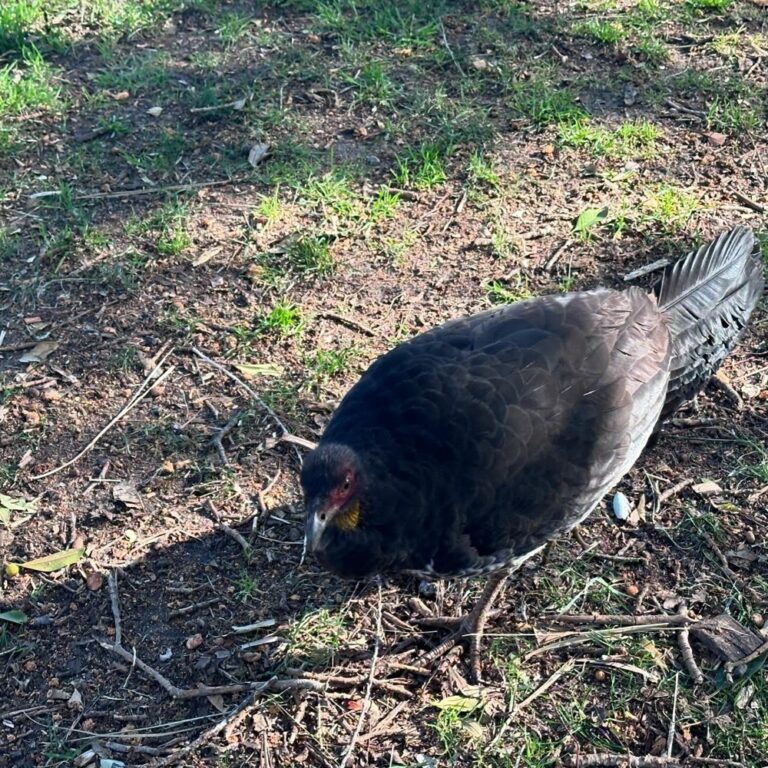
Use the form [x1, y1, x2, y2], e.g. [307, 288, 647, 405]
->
[301, 498, 331, 565]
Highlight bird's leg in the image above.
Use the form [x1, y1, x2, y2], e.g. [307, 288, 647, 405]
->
[418, 569, 508, 682]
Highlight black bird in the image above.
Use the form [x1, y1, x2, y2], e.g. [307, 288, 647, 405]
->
[301, 226, 764, 679]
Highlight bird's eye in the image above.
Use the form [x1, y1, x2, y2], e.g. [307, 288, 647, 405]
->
[342, 476, 351, 491]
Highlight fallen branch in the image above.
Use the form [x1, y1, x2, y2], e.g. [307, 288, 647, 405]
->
[29, 353, 175, 480]
[677, 627, 704, 684]
[487, 659, 575, 752]
[317, 311, 376, 337]
[545, 613, 691, 627]
[658, 479, 694, 504]
[340, 582, 383, 768]
[189, 346, 303, 460]
[565, 755, 682, 767]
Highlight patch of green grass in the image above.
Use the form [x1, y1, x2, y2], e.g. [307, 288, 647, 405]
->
[368, 186, 400, 223]
[573, 19, 628, 45]
[317, 0, 438, 49]
[393, 143, 447, 190]
[468, 151, 500, 188]
[0, 45, 59, 117]
[378, 229, 418, 267]
[156, 225, 192, 256]
[234, 570, 260, 601]
[300, 173, 360, 219]
[347, 61, 397, 106]
[633, 34, 669, 64]
[734, 440, 768, 484]
[287, 236, 335, 275]
[707, 97, 761, 134]
[285, 607, 348, 667]
[559, 119, 662, 157]
[643, 184, 701, 231]
[257, 300, 304, 337]
[686, 0, 733, 11]
[215, 11, 253, 46]
[0, 0, 43, 53]
[256, 189, 283, 225]
[506, 75, 585, 127]
[94, 50, 171, 93]
[485, 275, 533, 305]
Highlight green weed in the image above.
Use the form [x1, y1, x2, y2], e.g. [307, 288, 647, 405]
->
[0, 45, 59, 116]
[257, 300, 304, 337]
[287, 236, 335, 275]
[393, 143, 447, 190]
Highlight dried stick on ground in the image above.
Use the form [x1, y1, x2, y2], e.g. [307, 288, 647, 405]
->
[546, 613, 692, 627]
[677, 627, 704, 684]
[564, 756, 682, 767]
[30, 356, 175, 480]
[189, 347, 305, 460]
[340, 582, 383, 768]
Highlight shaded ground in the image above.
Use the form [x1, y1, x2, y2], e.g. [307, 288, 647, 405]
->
[1, 0, 767, 766]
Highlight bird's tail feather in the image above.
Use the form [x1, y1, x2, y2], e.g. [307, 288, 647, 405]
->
[656, 226, 764, 418]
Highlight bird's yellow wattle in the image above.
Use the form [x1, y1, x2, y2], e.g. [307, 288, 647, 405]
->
[334, 501, 360, 531]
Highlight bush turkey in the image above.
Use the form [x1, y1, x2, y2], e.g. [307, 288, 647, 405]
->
[301, 226, 764, 679]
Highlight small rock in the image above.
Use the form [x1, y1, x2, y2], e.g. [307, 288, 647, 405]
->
[470, 56, 491, 71]
[745, 529, 756, 544]
[146, 106, 163, 117]
[86, 572, 104, 591]
[186, 633, 204, 651]
[612, 492, 631, 521]
[41, 389, 63, 402]
[594, 669, 607, 682]
[752, 613, 764, 628]
[706, 132, 727, 146]
[626, 584, 640, 597]
[162, 459, 175, 474]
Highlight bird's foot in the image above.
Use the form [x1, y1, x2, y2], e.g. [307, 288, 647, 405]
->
[417, 611, 489, 682]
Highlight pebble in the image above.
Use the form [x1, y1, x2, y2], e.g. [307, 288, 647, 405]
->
[612, 492, 631, 521]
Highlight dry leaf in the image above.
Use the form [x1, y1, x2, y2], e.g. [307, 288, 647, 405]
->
[21, 547, 85, 573]
[248, 143, 270, 167]
[692, 480, 722, 496]
[236, 362, 284, 379]
[192, 245, 223, 267]
[432, 694, 481, 713]
[112, 481, 142, 509]
[86, 571, 104, 591]
[19, 340, 59, 363]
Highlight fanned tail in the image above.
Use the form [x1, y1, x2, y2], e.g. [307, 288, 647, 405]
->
[657, 226, 764, 418]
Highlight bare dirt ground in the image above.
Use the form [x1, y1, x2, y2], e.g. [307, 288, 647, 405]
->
[1, 1, 767, 766]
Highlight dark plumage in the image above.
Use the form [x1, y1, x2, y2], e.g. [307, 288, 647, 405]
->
[301, 226, 763, 675]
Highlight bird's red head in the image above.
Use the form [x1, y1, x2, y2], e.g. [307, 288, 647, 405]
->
[301, 443, 363, 556]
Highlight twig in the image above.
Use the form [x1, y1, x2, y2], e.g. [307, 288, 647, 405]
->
[29, 354, 175, 480]
[677, 627, 704, 684]
[189, 347, 302, 460]
[623, 257, 671, 282]
[545, 613, 691, 627]
[487, 659, 575, 752]
[316, 311, 375, 337]
[438, 17, 465, 77]
[658, 479, 694, 504]
[280, 433, 318, 451]
[108, 571, 122, 648]
[701, 531, 735, 577]
[29, 177, 245, 203]
[168, 598, 221, 619]
[211, 410, 243, 466]
[665, 97, 706, 117]
[340, 582, 383, 768]
[545, 239, 572, 271]
[667, 671, 679, 758]
[731, 190, 766, 214]
[565, 755, 682, 767]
